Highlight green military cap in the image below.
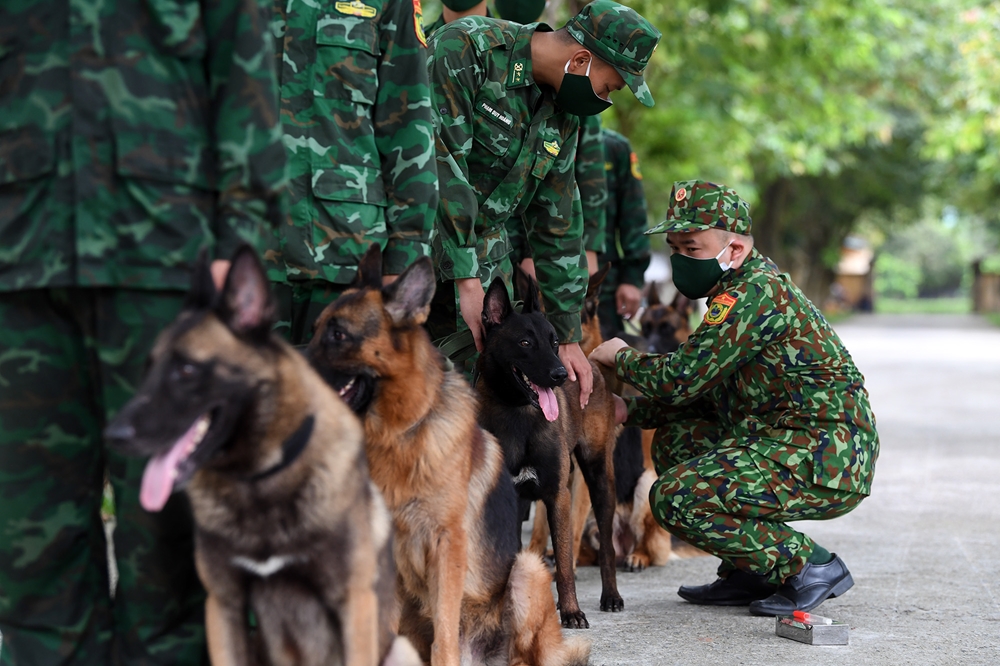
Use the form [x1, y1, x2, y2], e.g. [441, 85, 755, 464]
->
[494, 0, 546, 24]
[564, 0, 661, 107]
[646, 180, 752, 235]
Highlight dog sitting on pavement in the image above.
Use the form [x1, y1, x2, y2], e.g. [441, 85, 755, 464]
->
[104, 246, 417, 666]
[307, 246, 590, 666]
[476, 274, 623, 630]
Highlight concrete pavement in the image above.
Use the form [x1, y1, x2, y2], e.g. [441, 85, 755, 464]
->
[564, 314, 1000, 665]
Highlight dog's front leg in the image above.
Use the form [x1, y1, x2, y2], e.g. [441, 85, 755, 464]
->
[428, 524, 467, 666]
[545, 485, 588, 628]
[205, 592, 250, 666]
[343, 585, 381, 666]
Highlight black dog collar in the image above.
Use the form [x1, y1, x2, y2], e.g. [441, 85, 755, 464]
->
[249, 415, 315, 482]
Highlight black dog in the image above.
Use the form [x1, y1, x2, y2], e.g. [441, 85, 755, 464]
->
[476, 277, 623, 629]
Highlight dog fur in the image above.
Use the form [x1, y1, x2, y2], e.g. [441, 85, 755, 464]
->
[307, 246, 589, 666]
[104, 246, 416, 666]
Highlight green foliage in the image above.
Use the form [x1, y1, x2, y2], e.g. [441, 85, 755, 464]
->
[874, 253, 920, 299]
[876, 297, 970, 314]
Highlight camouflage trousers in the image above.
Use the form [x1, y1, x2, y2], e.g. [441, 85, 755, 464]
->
[270, 280, 346, 345]
[0, 289, 207, 666]
[648, 417, 867, 584]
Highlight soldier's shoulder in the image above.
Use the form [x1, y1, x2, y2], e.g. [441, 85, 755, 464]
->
[435, 16, 514, 53]
[602, 128, 633, 153]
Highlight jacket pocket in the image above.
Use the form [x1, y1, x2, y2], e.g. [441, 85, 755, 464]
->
[316, 12, 380, 105]
[472, 101, 514, 165]
[312, 163, 386, 206]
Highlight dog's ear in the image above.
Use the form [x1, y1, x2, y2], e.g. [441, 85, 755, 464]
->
[671, 293, 692, 316]
[383, 258, 436, 326]
[587, 262, 611, 300]
[514, 267, 541, 314]
[482, 277, 512, 330]
[185, 248, 217, 311]
[646, 281, 661, 307]
[352, 244, 383, 290]
[217, 244, 276, 339]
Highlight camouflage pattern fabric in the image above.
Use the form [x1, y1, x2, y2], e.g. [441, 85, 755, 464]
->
[597, 128, 649, 335]
[0, 290, 206, 665]
[427, 16, 587, 343]
[614, 249, 879, 581]
[647, 179, 752, 236]
[0, 0, 287, 292]
[266, 0, 439, 335]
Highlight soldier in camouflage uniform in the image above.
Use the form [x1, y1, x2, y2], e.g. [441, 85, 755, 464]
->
[597, 127, 650, 339]
[267, 0, 439, 344]
[0, 1, 285, 663]
[423, 0, 493, 36]
[425, 0, 660, 400]
[590, 180, 879, 616]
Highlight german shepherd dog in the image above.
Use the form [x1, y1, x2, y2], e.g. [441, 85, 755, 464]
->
[639, 286, 693, 354]
[104, 247, 416, 666]
[476, 275, 623, 629]
[307, 246, 589, 666]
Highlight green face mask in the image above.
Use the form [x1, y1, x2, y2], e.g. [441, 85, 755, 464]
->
[669, 240, 733, 299]
[555, 57, 612, 117]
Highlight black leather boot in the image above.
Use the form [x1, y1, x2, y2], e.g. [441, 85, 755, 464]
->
[677, 569, 778, 606]
[748, 554, 854, 616]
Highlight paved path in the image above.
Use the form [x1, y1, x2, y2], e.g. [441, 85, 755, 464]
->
[565, 314, 1000, 665]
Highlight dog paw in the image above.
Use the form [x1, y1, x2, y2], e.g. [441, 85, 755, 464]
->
[600, 593, 624, 613]
[560, 609, 590, 629]
[624, 553, 649, 572]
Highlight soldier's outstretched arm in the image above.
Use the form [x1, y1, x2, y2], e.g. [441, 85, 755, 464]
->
[205, 0, 287, 258]
[375, 0, 439, 275]
[614, 280, 786, 405]
[426, 28, 485, 282]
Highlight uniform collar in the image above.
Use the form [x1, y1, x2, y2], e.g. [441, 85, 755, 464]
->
[506, 22, 552, 90]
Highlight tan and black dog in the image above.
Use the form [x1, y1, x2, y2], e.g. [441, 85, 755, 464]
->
[476, 273, 623, 630]
[104, 246, 416, 666]
[307, 246, 589, 666]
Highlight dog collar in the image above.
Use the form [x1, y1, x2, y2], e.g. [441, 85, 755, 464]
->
[249, 415, 315, 482]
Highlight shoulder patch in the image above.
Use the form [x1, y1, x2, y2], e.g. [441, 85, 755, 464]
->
[413, 0, 427, 47]
[509, 60, 526, 86]
[629, 152, 642, 180]
[543, 139, 560, 156]
[704, 293, 738, 326]
[335, 0, 377, 18]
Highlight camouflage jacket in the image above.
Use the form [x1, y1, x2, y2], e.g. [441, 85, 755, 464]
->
[616, 250, 879, 495]
[0, 0, 286, 292]
[577, 115, 608, 254]
[267, 0, 438, 284]
[428, 17, 586, 342]
[599, 128, 649, 287]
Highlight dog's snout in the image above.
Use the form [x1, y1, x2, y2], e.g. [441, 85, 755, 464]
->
[550, 366, 568, 385]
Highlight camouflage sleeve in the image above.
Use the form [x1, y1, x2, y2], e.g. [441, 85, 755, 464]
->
[427, 29, 484, 281]
[206, 0, 287, 259]
[614, 279, 786, 403]
[524, 125, 586, 343]
[377, 0, 438, 275]
[576, 115, 607, 254]
[614, 141, 649, 287]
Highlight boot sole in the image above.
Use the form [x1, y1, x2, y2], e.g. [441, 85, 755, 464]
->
[747, 573, 855, 616]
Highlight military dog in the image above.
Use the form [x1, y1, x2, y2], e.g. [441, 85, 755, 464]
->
[307, 246, 589, 666]
[104, 246, 416, 666]
[639, 285, 693, 354]
[476, 275, 623, 629]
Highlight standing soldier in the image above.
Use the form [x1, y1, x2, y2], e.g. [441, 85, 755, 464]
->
[597, 127, 650, 339]
[0, 0, 286, 663]
[268, 0, 439, 344]
[590, 180, 879, 616]
[423, 0, 493, 36]
[425, 0, 660, 403]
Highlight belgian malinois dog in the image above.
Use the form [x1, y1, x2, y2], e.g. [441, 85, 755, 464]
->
[307, 246, 589, 666]
[104, 246, 417, 666]
[476, 275, 623, 629]
[639, 286, 694, 354]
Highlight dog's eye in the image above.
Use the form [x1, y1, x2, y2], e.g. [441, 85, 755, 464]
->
[329, 327, 347, 342]
[519, 339, 530, 348]
[172, 362, 198, 381]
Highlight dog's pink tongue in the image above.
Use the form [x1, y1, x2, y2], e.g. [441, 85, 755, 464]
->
[139, 419, 201, 513]
[531, 382, 559, 422]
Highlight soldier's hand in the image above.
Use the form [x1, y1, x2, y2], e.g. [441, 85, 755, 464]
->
[456, 277, 487, 352]
[382, 274, 398, 286]
[586, 251, 599, 276]
[616, 283, 642, 320]
[559, 343, 593, 409]
[589, 337, 629, 369]
[210, 260, 230, 290]
[612, 394, 628, 426]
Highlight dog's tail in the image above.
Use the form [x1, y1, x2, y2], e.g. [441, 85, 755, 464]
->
[506, 552, 591, 666]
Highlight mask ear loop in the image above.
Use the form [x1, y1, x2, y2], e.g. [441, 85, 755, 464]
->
[564, 54, 595, 75]
[716, 239, 735, 271]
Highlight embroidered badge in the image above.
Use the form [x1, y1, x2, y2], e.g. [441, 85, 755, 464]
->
[675, 186, 687, 201]
[629, 152, 643, 180]
[605, 160, 613, 171]
[413, 0, 427, 46]
[543, 140, 560, 156]
[476, 100, 514, 130]
[509, 61, 526, 86]
[335, 0, 377, 18]
[704, 293, 737, 326]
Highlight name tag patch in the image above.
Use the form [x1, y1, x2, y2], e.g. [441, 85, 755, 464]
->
[476, 100, 514, 130]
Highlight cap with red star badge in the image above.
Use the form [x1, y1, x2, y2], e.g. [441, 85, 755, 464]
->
[646, 179, 752, 235]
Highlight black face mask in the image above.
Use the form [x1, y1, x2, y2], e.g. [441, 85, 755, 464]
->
[554, 57, 612, 117]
